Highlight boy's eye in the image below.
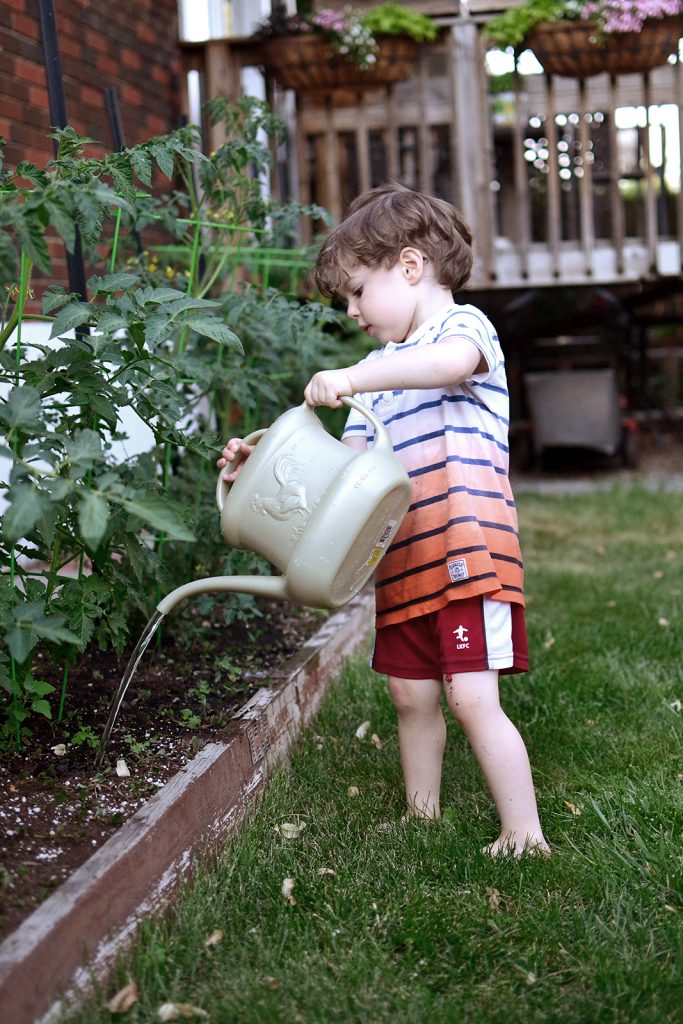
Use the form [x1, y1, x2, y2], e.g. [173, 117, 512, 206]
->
[353, 287, 363, 298]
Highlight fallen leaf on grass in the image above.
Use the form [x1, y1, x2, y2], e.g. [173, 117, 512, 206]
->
[107, 980, 139, 1014]
[370, 733, 383, 748]
[265, 976, 280, 990]
[203, 929, 224, 949]
[543, 632, 555, 651]
[666, 699, 681, 714]
[116, 758, 130, 778]
[355, 720, 370, 740]
[281, 877, 296, 905]
[564, 800, 582, 816]
[485, 887, 501, 911]
[595, 546, 605, 556]
[317, 867, 336, 876]
[347, 785, 360, 797]
[652, 570, 664, 579]
[158, 1003, 209, 1021]
[665, 550, 677, 561]
[276, 821, 306, 839]
[658, 617, 670, 628]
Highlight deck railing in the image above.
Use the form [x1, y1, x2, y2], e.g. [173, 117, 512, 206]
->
[180, 17, 683, 291]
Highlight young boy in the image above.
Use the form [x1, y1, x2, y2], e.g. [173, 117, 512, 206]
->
[219, 183, 548, 856]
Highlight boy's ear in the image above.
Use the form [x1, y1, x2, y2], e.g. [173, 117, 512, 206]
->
[398, 247, 425, 282]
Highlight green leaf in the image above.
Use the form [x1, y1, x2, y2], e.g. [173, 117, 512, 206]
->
[0, 385, 42, 430]
[5, 603, 79, 663]
[15, 161, 48, 187]
[44, 193, 76, 252]
[166, 296, 219, 315]
[49, 301, 93, 340]
[87, 272, 139, 295]
[188, 318, 243, 352]
[135, 286, 186, 306]
[118, 494, 196, 542]
[2, 482, 50, 542]
[78, 492, 110, 548]
[130, 148, 153, 186]
[149, 142, 175, 180]
[64, 429, 104, 474]
[143, 311, 173, 348]
[31, 698, 53, 719]
[85, 393, 119, 430]
[41, 288, 71, 315]
[24, 676, 56, 696]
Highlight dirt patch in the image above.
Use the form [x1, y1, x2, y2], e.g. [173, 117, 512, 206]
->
[0, 599, 328, 944]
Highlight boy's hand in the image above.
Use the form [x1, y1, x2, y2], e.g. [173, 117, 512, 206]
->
[304, 369, 354, 408]
[217, 438, 254, 482]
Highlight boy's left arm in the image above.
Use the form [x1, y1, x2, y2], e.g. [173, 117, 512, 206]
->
[304, 337, 485, 407]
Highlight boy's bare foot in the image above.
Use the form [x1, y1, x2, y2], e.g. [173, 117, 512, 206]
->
[483, 831, 551, 858]
[401, 808, 440, 824]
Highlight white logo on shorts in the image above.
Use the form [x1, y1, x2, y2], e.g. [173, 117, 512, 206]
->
[452, 625, 470, 649]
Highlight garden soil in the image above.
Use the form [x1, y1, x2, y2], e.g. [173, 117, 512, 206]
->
[0, 599, 328, 943]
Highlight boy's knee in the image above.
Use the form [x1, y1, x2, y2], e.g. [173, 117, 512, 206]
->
[388, 676, 440, 714]
[444, 674, 498, 725]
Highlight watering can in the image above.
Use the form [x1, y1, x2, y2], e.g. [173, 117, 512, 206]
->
[94, 396, 411, 765]
[161, 396, 411, 611]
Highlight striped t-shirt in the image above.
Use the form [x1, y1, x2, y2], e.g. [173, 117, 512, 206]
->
[342, 303, 524, 629]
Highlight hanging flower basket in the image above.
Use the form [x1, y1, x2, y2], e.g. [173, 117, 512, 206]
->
[526, 16, 683, 78]
[256, 32, 419, 92]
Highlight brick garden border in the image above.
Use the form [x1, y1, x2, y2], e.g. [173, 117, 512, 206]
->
[0, 590, 374, 1024]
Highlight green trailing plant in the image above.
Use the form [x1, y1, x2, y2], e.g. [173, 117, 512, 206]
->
[362, 1, 439, 42]
[484, 0, 681, 50]
[0, 97, 347, 747]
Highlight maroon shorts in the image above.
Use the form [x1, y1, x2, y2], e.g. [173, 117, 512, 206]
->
[372, 596, 528, 680]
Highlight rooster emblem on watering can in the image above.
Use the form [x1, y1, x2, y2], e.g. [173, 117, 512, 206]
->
[250, 452, 310, 522]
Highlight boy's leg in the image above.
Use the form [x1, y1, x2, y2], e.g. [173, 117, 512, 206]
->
[443, 669, 548, 855]
[387, 676, 445, 820]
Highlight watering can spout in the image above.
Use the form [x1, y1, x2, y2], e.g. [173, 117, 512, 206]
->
[156, 575, 289, 616]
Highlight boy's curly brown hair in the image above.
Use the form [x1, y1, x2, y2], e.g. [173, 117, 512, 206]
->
[314, 182, 473, 299]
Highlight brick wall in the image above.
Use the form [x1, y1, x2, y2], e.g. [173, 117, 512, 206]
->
[0, 0, 182, 165]
[1, 0, 183, 297]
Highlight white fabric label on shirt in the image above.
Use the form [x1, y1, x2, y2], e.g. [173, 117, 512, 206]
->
[447, 558, 469, 582]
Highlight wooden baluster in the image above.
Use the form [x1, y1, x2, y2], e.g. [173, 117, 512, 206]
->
[545, 73, 562, 279]
[512, 53, 531, 282]
[607, 74, 625, 276]
[642, 71, 658, 274]
[578, 77, 595, 277]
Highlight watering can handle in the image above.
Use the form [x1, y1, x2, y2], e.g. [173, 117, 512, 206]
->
[215, 427, 267, 512]
[341, 395, 394, 453]
[215, 397, 393, 511]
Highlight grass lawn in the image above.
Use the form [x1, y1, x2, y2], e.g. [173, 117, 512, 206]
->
[66, 487, 682, 1023]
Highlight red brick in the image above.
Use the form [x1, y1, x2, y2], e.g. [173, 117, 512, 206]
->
[84, 28, 109, 53]
[137, 22, 155, 46]
[96, 53, 119, 76]
[120, 82, 143, 106]
[11, 12, 40, 39]
[121, 48, 142, 71]
[59, 34, 85, 60]
[28, 85, 48, 109]
[13, 56, 45, 86]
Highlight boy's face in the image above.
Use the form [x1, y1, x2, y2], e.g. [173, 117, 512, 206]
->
[338, 260, 420, 345]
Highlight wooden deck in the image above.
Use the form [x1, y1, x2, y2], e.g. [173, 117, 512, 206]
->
[181, 9, 683, 292]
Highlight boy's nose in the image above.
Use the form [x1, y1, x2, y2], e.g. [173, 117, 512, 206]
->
[347, 299, 359, 318]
